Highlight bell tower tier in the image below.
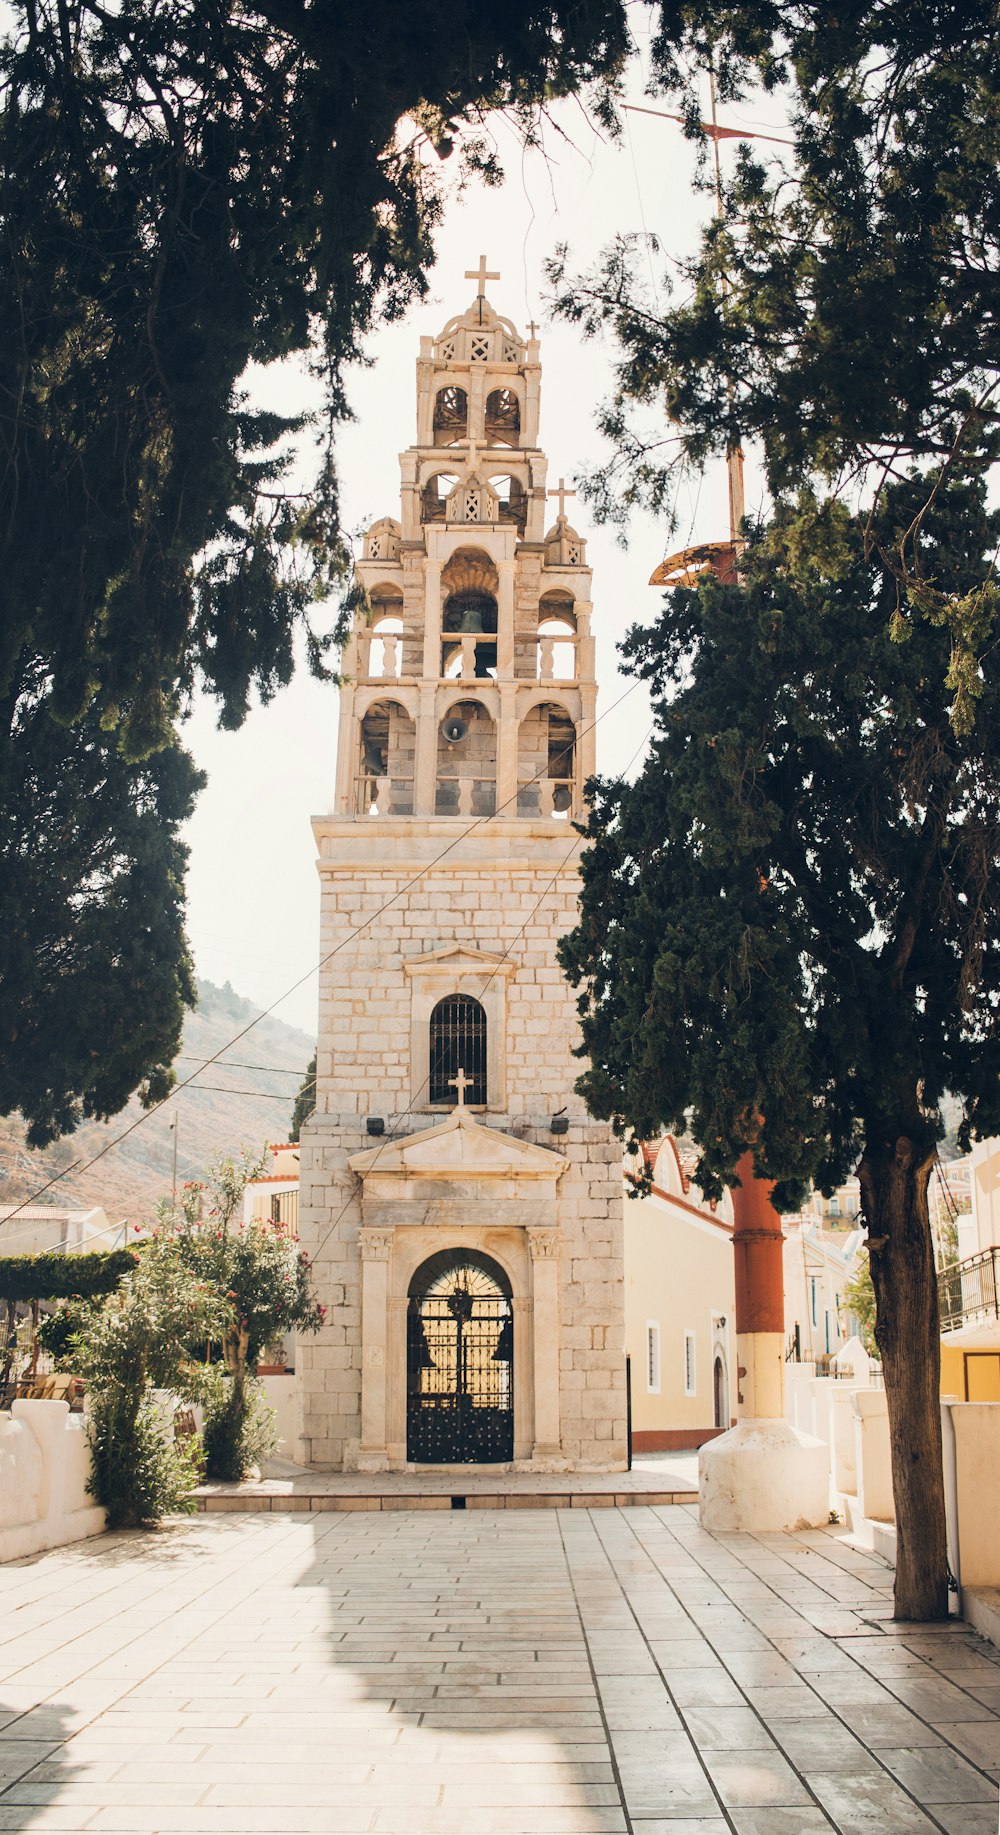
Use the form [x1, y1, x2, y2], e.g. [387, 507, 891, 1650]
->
[298, 267, 627, 1474]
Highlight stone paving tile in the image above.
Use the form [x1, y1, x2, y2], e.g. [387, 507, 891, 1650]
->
[1, 1506, 999, 1835]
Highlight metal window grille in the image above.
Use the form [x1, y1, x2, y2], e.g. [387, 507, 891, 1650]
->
[429, 995, 487, 1104]
[646, 1323, 660, 1393]
[684, 1331, 696, 1396]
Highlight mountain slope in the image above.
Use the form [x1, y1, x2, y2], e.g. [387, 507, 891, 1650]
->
[0, 980, 314, 1224]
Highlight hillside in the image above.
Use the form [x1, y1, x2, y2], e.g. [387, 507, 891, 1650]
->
[0, 980, 314, 1224]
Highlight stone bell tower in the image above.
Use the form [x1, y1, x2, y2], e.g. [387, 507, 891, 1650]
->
[298, 261, 627, 1473]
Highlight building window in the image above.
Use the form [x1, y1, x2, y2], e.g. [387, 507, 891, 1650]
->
[646, 1323, 660, 1394]
[810, 1278, 818, 1326]
[684, 1331, 697, 1397]
[429, 994, 487, 1105]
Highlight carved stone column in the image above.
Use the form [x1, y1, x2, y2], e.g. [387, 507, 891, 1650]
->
[358, 1227, 393, 1471]
[528, 1227, 563, 1460]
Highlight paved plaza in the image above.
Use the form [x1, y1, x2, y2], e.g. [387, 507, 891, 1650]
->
[1, 1507, 999, 1835]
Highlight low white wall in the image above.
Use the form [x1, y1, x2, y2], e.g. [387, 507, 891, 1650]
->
[260, 1374, 302, 1458]
[853, 1389, 894, 1522]
[946, 1401, 1000, 1589]
[0, 1400, 105, 1562]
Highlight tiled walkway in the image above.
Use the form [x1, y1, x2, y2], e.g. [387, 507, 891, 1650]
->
[1, 1507, 998, 1834]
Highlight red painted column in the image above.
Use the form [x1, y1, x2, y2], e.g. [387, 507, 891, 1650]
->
[731, 1150, 786, 1418]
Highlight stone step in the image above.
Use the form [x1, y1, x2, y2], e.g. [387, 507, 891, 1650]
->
[195, 1486, 698, 1515]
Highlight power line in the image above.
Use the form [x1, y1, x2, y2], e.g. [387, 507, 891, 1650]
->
[3, 680, 643, 1224]
[307, 723, 653, 1271]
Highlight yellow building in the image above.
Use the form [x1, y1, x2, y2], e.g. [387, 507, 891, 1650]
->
[623, 1140, 736, 1452]
[940, 1137, 1000, 1401]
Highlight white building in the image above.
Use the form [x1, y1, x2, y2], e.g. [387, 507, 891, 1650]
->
[298, 268, 627, 1473]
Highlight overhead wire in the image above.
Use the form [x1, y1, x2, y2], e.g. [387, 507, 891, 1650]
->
[306, 721, 654, 1272]
[4, 678, 644, 1226]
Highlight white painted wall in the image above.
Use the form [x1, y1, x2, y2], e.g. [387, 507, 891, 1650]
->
[0, 1400, 104, 1562]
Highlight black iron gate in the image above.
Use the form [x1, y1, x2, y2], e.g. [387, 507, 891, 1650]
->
[406, 1249, 513, 1464]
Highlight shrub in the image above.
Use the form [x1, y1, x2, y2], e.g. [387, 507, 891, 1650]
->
[163, 1151, 324, 1481]
[87, 1393, 205, 1529]
[201, 1365, 277, 1482]
[67, 1233, 230, 1528]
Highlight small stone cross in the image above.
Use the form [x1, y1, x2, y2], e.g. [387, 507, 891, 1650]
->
[527, 319, 540, 339]
[449, 1067, 472, 1108]
[548, 477, 576, 520]
[465, 255, 500, 298]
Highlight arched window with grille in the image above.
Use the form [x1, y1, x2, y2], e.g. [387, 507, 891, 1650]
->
[429, 994, 487, 1105]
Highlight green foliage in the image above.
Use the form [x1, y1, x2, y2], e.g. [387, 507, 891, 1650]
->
[289, 1053, 317, 1143]
[842, 1255, 877, 1356]
[550, 4, 1000, 523]
[201, 1366, 278, 1484]
[0, 0, 631, 1143]
[162, 1150, 323, 1479]
[86, 1394, 205, 1530]
[66, 1232, 231, 1528]
[0, 673, 204, 1145]
[0, 1249, 138, 1303]
[560, 475, 1000, 1202]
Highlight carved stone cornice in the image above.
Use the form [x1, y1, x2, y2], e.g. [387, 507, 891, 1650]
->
[358, 1227, 393, 1262]
[527, 1227, 562, 1261]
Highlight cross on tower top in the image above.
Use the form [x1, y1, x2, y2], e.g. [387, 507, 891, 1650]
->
[449, 1067, 473, 1109]
[548, 477, 576, 520]
[465, 255, 500, 298]
[527, 319, 540, 339]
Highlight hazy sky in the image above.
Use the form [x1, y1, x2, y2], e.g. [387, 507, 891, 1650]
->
[181, 53, 786, 1037]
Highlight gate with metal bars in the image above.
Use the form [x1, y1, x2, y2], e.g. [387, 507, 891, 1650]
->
[406, 1249, 513, 1464]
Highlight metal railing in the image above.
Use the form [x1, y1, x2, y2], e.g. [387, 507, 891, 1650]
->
[939, 1246, 1000, 1333]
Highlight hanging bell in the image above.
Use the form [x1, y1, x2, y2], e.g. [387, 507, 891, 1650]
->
[442, 716, 468, 744]
[552, 783, 573, 811]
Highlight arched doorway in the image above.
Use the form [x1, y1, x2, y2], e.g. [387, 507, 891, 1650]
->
[713, 1354, 727, 1430]
[407, 1249, 513, 1464]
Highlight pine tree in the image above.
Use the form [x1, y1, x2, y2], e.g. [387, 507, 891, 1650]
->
[559, 479, 1000, 1620]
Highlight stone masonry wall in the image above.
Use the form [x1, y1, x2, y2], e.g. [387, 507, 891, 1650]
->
[298, 835, 627, 1470]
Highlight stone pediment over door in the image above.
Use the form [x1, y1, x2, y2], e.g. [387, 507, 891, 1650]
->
[348, 1107, 566, 1226]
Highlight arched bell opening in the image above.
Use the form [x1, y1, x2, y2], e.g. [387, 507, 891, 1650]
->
[406, 1249, 514, 1464]
[420, 471, 459, 523]
[361, 587, 405, 681]
[485, 386, 521, 447]
[433, 385, 468, 446]
[537, 590, 577, 681]
[516, 701, 577, 819]
[440, 549, 499, 681]
[487, 472, 528, 535]
[435, 698, 496, 818]
[356, 698, 415, 817]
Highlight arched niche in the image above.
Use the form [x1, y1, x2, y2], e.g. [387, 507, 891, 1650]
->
[441, 549, 499, 681]
[428, 993, 487, 1106]
[487, 472, 528, 534]
[485, 386, 521, 446]
[433, 385, 467, 445]
[420, 471, 459, 523]
[435, 697, 497, 818]
[356, 697, 416, 817]
[537, 589, 577, 680]
[516, 700, 577, 820]
[362, 585, 405, 681]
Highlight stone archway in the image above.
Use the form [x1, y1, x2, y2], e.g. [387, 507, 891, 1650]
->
[406, 1249, 513, 1464]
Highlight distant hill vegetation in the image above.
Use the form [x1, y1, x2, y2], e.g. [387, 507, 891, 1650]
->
[0, 980, 314, 1223]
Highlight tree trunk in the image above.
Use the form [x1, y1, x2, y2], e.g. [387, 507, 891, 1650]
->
[858, 1134, 949, 1621]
